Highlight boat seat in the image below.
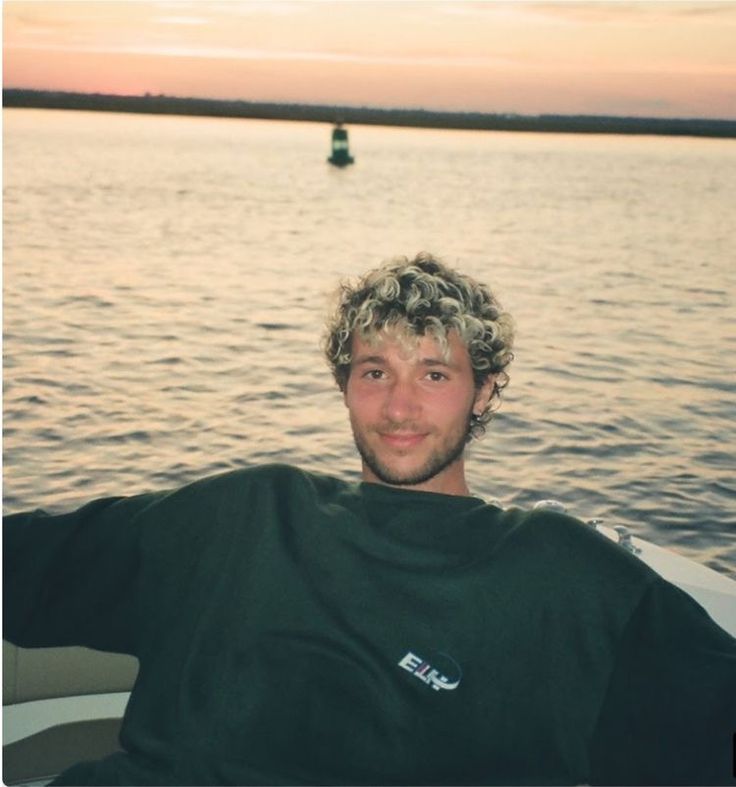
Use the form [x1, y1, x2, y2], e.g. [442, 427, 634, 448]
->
[2, 642, 138, 785]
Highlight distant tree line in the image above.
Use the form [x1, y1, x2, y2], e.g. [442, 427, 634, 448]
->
[4, 89, 735, 139]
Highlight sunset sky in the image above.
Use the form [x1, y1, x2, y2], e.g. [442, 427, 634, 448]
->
[3, 1, 736, 119]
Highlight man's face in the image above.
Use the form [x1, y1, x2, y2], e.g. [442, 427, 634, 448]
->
[344, 329, 493, 496]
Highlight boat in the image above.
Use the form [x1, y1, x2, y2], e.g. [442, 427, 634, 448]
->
[327, 123, 354, 167]
[4, 505, 735, 785]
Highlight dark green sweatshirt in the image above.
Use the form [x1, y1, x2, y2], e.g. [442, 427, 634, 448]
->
[4, 464, 736, 785]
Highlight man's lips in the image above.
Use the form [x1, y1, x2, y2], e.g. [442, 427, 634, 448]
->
[378, 432, 428, 449]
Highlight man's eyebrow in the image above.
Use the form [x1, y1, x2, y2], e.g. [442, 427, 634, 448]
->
[421, 357, 455, 368]
[351, 354, 386, 366]
[351, 354, 460, 370]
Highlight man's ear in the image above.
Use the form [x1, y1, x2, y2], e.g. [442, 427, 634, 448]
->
[473, 375, 496, 416]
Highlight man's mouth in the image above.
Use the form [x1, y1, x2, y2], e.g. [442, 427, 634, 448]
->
[378, 431, 428, 449]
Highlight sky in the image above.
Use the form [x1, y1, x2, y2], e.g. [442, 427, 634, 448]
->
[3, 1, 736, 120]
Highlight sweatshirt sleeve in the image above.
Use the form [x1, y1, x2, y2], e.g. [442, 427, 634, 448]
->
[589, 576, 736, 785]
[3, 491, 166, 656]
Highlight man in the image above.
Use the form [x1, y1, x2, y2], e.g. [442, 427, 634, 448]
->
[5, 253, 735, 785]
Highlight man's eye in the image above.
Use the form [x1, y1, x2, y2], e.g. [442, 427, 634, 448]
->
[364, 369, 385, 380]
[426, 371, 448, 382]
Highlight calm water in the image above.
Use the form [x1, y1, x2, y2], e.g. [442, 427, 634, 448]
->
[3, 108, 735, 578]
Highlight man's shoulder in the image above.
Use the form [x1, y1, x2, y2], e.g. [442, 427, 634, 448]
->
[130, 464, 355, 549]
[159, 463, 352, 505]
[492, 504, 659, 591]
[498, 504, 632, 551]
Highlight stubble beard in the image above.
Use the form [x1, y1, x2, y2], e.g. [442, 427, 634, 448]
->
[351, 416, 472, 487]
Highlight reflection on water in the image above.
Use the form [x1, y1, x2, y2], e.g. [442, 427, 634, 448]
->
[3, 108, 735, 577]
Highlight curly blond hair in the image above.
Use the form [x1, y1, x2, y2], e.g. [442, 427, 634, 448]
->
[324, 252, 514, 438]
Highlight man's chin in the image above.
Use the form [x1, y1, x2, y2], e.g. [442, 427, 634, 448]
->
[368, 467, 432, 487]
[357, 446, 456, 488]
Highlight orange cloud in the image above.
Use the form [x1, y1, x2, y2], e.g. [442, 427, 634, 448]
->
[4, 1, 736, 119]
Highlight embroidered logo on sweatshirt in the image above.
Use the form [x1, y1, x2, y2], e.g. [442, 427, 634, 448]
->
[398, 650, 462, 691]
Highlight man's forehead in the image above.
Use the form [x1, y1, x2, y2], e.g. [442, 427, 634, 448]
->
[352, 327, 466, 363]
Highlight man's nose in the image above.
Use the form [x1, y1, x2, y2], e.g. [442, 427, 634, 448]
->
[383, 378, 420, 423]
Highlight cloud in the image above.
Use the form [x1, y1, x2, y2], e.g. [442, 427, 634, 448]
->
[157, 0, 307, 17]
[154, 16, 209, 26]
[4, 39, 516, 70]
[523, 0, 736, 25]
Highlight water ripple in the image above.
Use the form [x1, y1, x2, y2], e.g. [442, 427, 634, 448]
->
[3, 109, 735, 579]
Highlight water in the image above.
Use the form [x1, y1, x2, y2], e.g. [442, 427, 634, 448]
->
[3, 108, 735, 578]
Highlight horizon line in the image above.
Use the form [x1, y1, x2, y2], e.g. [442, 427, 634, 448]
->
[4, 88, 735, 139]
[5, 86, 736, 125]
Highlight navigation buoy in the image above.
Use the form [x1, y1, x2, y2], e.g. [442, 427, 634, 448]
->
[328, 123, 354, 167]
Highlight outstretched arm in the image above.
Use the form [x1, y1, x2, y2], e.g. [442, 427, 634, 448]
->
[4, 491, 166, 656]
[589, 577, 736, 785]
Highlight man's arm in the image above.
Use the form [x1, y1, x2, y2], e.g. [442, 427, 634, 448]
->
[4, 491, 165, 655]
[589, 576, 736, 785]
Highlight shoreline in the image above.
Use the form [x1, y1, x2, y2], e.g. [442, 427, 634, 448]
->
[4, 89, 735, 140]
